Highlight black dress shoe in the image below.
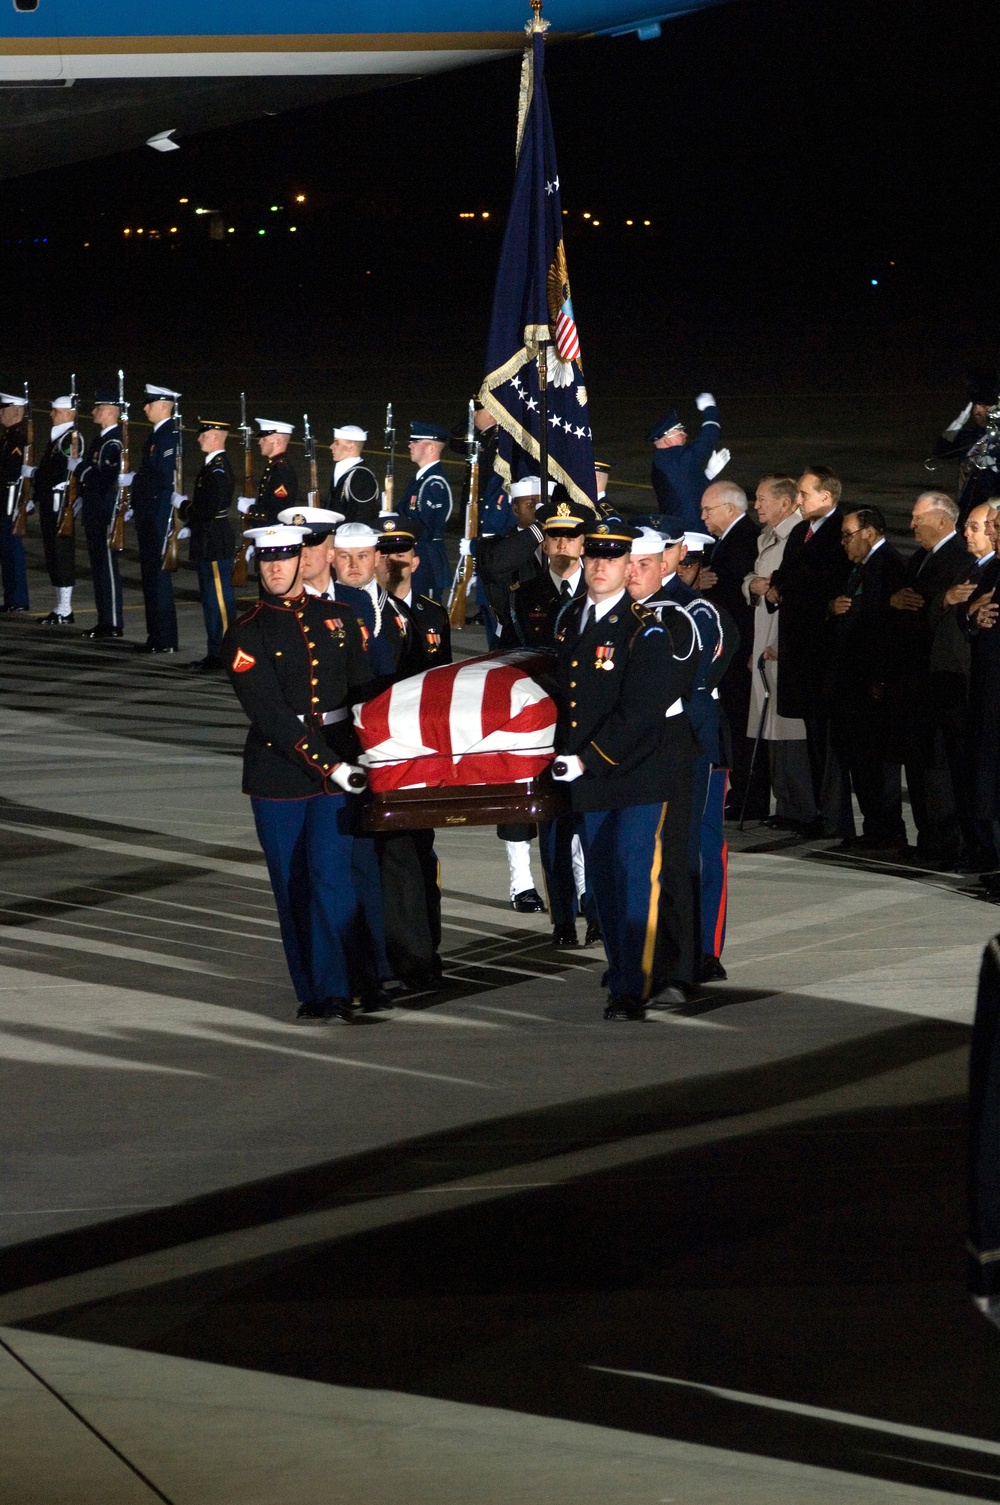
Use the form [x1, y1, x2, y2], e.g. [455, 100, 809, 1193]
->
[188, 656, 224, 673]
[81, 624, 123, 639]
[135, 643, 177, 655]
[37, 611, 74, 626]
[604, 995, 646, 1021]
[583, 918, 603, 946]
[512, 888, 546, 913]
[701, 954, 727, 982]
[552, 922, 579, 948]
[359, 987, 395, 1012]
[0, 604, 28, 615]
[296, 997, 355, 1023]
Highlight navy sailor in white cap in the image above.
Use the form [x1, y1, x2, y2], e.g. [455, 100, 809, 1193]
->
[33, 394, 83, 625]
[222, 523, 390, 1022]
[131, 383, 182, 653]
[328, 424, 380, 525]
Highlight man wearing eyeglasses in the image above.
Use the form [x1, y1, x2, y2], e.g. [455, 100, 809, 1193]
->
[827, 507, 906, 850]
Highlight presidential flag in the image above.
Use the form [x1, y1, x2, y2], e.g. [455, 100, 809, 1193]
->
[479, 19, 598, 511]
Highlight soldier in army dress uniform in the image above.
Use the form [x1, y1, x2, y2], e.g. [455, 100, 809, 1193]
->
[184, 418, 237, 672]
[78, 388, 125, 639]
[551, 517, 699, 1021]
[33, 393, 81, 625]
[222, 523, 389, 1022]
[131, 383, 181, 653]
[328, 424, 380, 525]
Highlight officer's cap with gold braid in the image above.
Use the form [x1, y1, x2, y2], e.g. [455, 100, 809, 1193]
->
[537, 499, 589, 538]
[277, 505, 344, 542]
[582, 515, 636, 559]
[244, 524, 307, 559]
[377, 512, 421, 554]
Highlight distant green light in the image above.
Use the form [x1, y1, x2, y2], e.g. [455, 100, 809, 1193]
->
[258, 229, 266, 236]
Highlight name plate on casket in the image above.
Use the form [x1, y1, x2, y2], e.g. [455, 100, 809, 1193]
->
[354, 650, 568, 830]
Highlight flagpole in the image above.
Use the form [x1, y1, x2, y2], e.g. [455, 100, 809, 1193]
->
[531, 0, 549, 492]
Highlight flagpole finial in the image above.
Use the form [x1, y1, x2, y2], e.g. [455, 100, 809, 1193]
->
[526, 0, 550, 35]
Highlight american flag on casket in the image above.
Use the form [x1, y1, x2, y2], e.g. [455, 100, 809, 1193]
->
[353, 650, 557, 793]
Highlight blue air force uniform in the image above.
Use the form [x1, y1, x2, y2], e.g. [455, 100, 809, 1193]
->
[552, 524, 699, 1016]
[131, 406, 179, 650]
[222, 529, 388, 1016]
[399, 423, 453, 601]
[77, 412, 124, 635]
[185, 424, 237, 666]
[0, 414, 29, 611]
[649, 398, 721, 529]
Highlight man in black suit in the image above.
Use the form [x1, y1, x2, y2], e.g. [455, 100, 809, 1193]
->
[698, 480, 762, 818]
[886, 490, 970, 865]
[827, 507, 906, 848]
[768, 465, 852, 835]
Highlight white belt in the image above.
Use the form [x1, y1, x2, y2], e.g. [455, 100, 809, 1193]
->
[297, 709, 349, 726]
[665, 699, 683, 718]
[711, 688, 719, 700]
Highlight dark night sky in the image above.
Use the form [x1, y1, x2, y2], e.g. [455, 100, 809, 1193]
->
[1, 0, 997, 407]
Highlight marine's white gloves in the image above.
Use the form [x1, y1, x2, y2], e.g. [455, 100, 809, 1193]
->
[67, 457, 81, 473]
[329, 762, 369, 793]
[171, 492, 186, 509]
[704, 447, 730, 480]
[459, 538, 472, 557]
[237, 497, 254, 515]
[945, 402, 973, 436]
[552, 754, 584, 782]
[20, 465, 36, 479]
[177, 527, 191, 540]
[118, 472, 135, 487]
[695, 391, 716, 412]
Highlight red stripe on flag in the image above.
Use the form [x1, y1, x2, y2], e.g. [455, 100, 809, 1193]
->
[356, 680, 393, 751]
[419, 659, 464, 755]
[368, 750, 553, 792]
[480, 664, 520, 740]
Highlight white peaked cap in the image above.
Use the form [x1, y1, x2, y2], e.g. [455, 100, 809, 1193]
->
[0, 392, 25, 406]
[277, 506, 345, 528]
[256, 418, 294, 434]
[145, 383, 181, 400]
[631, 527, 667, 556]
[683, 531, 715, 551]
[334, 521, 381, 547]
[332, 424, 367, 442]
[51, 396, 76, 409]
[243, 525, 307, 548]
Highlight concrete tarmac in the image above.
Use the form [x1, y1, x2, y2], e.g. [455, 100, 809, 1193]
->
[1, 538, 1000, 1502]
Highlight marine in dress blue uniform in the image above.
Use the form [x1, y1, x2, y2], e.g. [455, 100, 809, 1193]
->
[648, 392, 722, 531]
[32, 395, 81, 624]
[131, 383, 181, 653]
[551, 518, 699, 1021]
[0, 392, 30, 612]
[185, 418, 237, 671]
[78, 389, 124, 638]
[222, 524, 389, 1021]
[398, 421, 453, 602]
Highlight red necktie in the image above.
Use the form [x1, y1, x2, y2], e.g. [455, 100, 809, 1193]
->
[804, 524, 815, 542]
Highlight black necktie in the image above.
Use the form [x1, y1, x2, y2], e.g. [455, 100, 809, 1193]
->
[560, 580, 572, 600]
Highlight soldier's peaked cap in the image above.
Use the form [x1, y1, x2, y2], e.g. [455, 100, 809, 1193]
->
[197, 417, 230, 433]
[583, 516, 636, 557]
[646, 410, 683, 441]
[638, 512, 686, 544]
[0, 391, 25, 407]
[93, 388, 119, 405]
[256, 418, 294, 435]
[538, 499, 589, 535]
[144, 383, 181, 401]
[244, 524, 307, 557]
[408, 421, 450, 443]
[377, 514, 420, 552]
[277, 505, 344, 536]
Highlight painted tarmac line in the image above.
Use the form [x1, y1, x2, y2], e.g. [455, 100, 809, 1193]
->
[0, 927, 239, 978]
[587, 1368, 1000, 1459]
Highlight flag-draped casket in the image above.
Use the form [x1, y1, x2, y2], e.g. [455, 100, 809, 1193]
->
[353, 650, 566, 830]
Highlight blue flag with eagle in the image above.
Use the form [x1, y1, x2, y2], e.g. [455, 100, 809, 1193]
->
[479, 18, 598, 510]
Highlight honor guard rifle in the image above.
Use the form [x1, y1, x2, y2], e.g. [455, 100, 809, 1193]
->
[57, 374, 79, 541]
[162, 398, 184, 572]
[232, 390, 253, 588]
[383, 401, 395, 512]
[304, 413, 320, 504]
[447, 398, 480, 630]
[11, 381, 33, 537]
[109, 369, 129, 552]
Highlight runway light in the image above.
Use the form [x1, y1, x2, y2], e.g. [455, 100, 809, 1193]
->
[592, 219, 600, 226]
[289, 225, 297, 232]
[179, 197, 189, 203]
[169, 226, 178, 233]
[295, 194, 306, 203]
[643, 219, 651, 226]
[194, 208, 208, 215]
[871, 278, 878, 286]
[227, 227, 235, 234]
[583, 212, 591, 219]
[258, 229, 266, 236]
[270, 205, 279, 212]
[481, 211, 490, 218]
[626, 219, 633, 225]
[136, 228, 144, 234]
[123, 228, 131, 236]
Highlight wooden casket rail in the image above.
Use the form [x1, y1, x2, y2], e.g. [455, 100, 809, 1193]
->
[362, 778, 569, 832]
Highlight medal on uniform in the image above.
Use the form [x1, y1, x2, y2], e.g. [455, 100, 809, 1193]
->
[324, 617, 346, 639]
[426, 629, 441, 647]
[595, 643, 615, 671]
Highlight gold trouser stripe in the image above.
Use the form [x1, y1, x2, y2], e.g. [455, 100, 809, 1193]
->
[640, 803, 667, 1000]
[212, 562, 229, 635]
